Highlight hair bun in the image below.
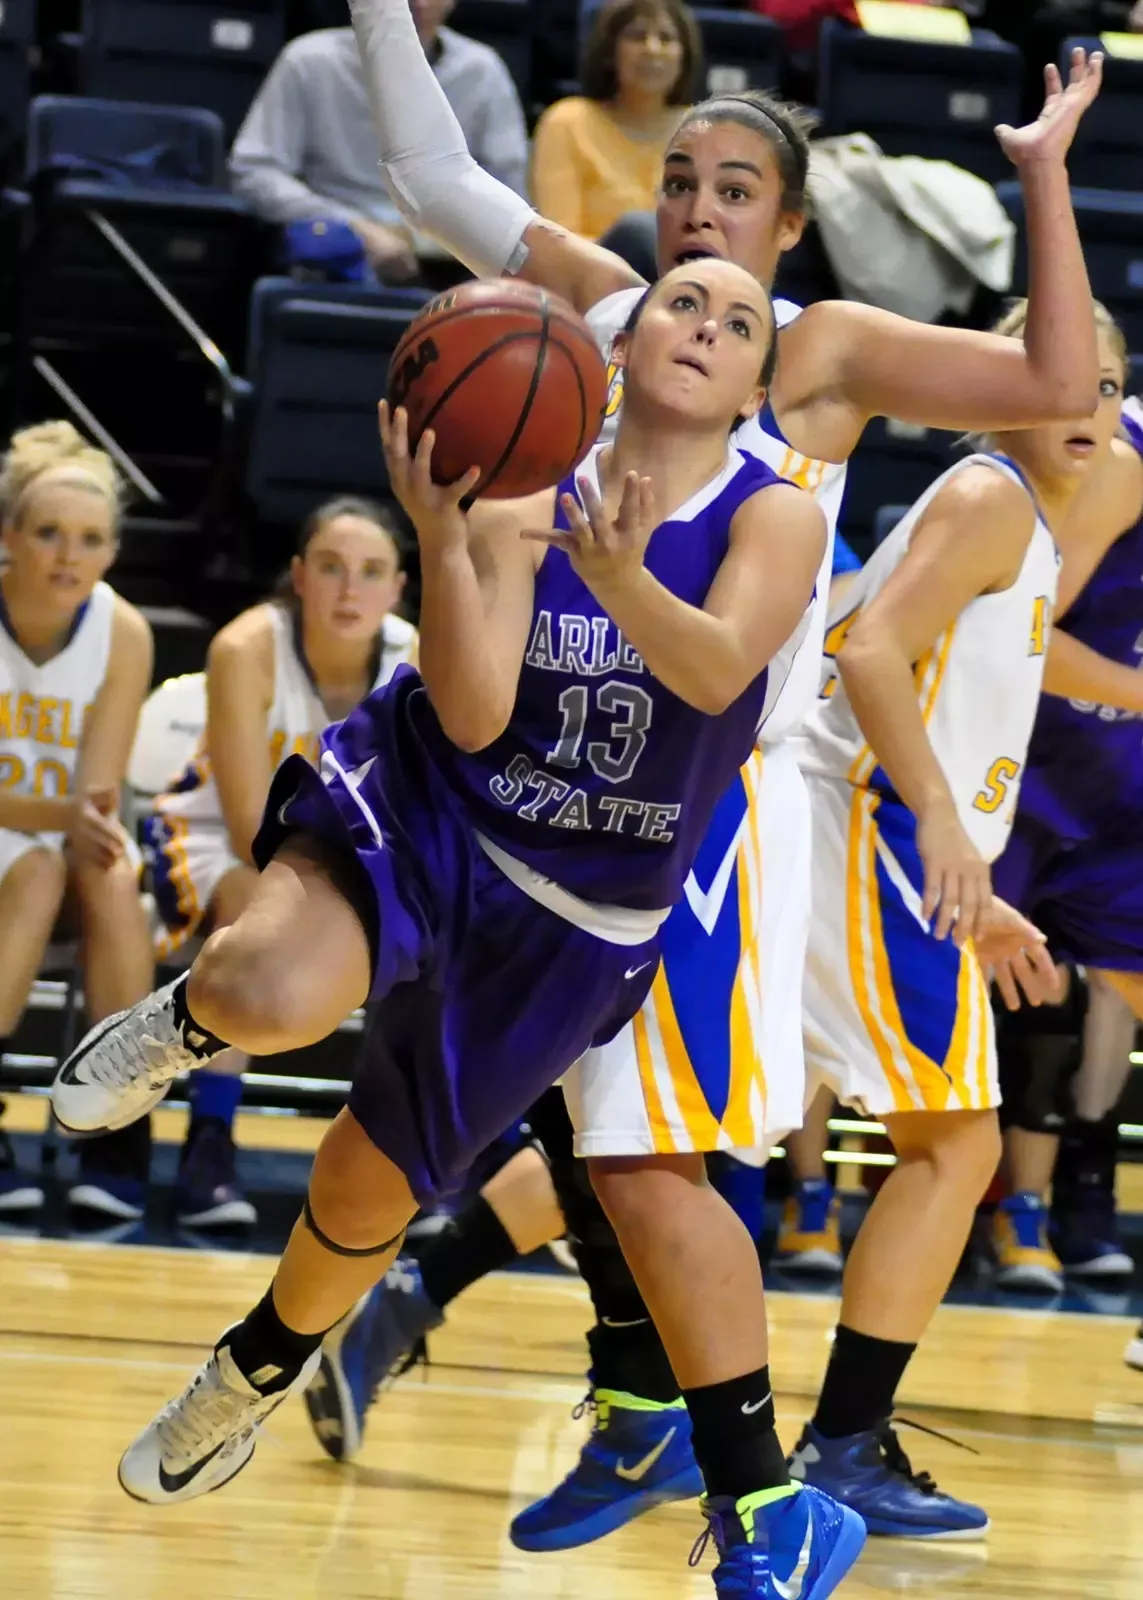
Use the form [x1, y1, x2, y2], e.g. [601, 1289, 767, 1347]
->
[0, 419, 123, 521]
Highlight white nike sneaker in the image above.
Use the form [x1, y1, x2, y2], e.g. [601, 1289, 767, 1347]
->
[52, 976, 213, 1135]
[119, 1332, 321, 1505]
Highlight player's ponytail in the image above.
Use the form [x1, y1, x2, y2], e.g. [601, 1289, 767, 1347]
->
[0, 420, 123, 528]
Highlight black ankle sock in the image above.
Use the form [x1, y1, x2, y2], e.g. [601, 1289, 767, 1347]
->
[171, 975, 228, 1060]
[682, 1366, 789, 1501]
[587, 1315, 681, 1404]
[226, 1287, 329, 1394]
[813, 1324, 917, 1439]
[416, 1196, 517, 1310]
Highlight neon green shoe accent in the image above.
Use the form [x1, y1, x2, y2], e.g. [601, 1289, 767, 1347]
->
[737, 1483, 802, 1540]
[593, 1389, 687, 1426]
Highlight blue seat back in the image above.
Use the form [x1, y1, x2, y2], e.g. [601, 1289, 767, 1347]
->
[451, 0, 532, 109]
[819, 20, 1022, 182]
[998, 180, 1143, 356]
[696, 10, 783, 96]
[79, 0, 285, 141]
[0, 0, 35, 157]
[1062, 37, 1143, 192]
[26, 95, 226, 187]
[245, 278, 428, 527]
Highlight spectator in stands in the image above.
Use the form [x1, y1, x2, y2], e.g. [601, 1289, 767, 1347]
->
[530, 0, 701, 241]
[229, 0, 528, 284]
[0, 423, 154, 1219]
[142, 498, 416, 1229]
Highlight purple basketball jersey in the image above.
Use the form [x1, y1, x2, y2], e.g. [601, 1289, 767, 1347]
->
[1018, 406, 1143, 842]
[421, 446, 782, 909]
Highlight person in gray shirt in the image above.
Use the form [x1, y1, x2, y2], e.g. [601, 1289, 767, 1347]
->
[229, 0, 529, 282]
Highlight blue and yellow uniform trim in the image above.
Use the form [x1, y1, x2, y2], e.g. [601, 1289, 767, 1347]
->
[844, 787, 994, 1114]
[631, 751, 769, 1152]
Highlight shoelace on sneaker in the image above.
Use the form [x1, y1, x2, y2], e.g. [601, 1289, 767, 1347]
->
[689, 1520, 715, 1568]
[572, 1390, 598, 1425]
[155, 1362, 267, 1468]
[87, 1025, 201, 1093]
[876, 1417, 979, 1496]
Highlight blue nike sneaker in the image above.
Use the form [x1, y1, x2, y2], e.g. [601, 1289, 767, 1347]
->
[788, 1420, 988, 1540]
[510, 1390, 704, 1550]
[303, 1257, 443, 1461]
[692, 1483, 866, 1598]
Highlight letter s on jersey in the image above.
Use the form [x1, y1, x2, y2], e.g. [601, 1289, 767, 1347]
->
[973, 756, 1022, 815]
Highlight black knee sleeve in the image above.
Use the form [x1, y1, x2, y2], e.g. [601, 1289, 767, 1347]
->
[303, 1194, 405, 1258]
[997, 972, 1088, 1134]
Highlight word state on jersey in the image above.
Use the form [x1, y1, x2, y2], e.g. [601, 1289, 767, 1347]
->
[493, 611, 679, 843]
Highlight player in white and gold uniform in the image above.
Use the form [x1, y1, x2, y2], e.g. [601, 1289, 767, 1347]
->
[783, 304, 1127, 1539]
[0, 421, 153, 1215]
[143, 496, 415, 1226]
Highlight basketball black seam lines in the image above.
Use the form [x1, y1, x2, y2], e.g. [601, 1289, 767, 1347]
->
[409, 328, 547, 484]
[481, 296, 551, 496]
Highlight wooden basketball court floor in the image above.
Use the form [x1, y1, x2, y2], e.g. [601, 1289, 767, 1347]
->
[4, 1229, 1143, 1600]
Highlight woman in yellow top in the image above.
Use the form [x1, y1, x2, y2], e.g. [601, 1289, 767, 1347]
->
[531, 0, 701, 239]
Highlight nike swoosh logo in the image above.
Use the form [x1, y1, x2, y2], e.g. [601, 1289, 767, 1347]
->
[614, 1427, 675, 1483]
[157, 1437, 228, 1494]
[625, 961, 653, 980]
[57, 1012, 130, 1084]
[682, 810, 749, 935]
[773, 1518, 814, 1600]
[740, 1392, 772, 1415]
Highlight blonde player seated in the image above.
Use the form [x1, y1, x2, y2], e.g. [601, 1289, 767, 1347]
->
[786, 301, 1127, 1537]
[144, 496, 415, 1227]
[0, 422, 153, 1217]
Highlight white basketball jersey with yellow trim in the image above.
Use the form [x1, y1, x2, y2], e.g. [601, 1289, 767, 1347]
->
[585, 289, 846, 744]
[0, 579, 116, 799]
[797, 454, 1060, 862]
[155, 605, 414, 829]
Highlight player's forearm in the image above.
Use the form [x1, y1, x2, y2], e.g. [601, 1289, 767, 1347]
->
[838, 639, 958, 821]
[0, 793, 77, 834]
[1018, 158, 1099, 418]
[592, 568, 750, 715]
[1043, 630, 1143, 712]
[418, 548, 515, 751]
[347, 0, 535, 277]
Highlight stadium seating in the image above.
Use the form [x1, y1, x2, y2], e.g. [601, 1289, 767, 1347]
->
[1061, 36, 1143, 194]
[774, 221, 839, 311]
[818, 19, 1023, 182]
[17, 96, 258, 357]
[695, 10, 783, 96]
[998, 180, 1143, 357]
[451, 0, 532, 111]
[241, 276, 428, 528]
[842, 416, 959, 554]
[76, 0, 286, 141]
[0, 0, 35, 165]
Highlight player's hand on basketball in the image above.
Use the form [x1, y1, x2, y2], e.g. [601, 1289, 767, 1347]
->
[917, 801, 992, 946]
[379, 401, 480, 553]
[975, 900, 1059, 1010]
[996, 47, 1102, 167]
[523, 459, 656, 592]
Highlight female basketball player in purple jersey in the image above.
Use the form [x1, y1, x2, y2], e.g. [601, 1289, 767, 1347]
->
[51, 258, 877, 1599]
[272, 0, 1106, 1575]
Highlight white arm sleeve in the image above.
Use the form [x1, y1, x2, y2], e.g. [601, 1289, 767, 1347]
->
[348, 0, 538, 278]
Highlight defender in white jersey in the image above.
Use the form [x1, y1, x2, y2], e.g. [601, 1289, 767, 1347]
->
[141, 497, 414, 1229]
[784, 303, 1129, 1541]
[301, 10, 1105, 1578]
[0, 421, 153, 1216]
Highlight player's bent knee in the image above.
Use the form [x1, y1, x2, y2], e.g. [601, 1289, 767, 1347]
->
[588, 1152, 707, 1221]
[307, 1111, 417, 1248]
[5, 845, 67, 905]
[188, 930, 295, 1043]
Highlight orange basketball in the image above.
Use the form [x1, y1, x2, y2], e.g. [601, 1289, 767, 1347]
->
[386, 279, 610, 499]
